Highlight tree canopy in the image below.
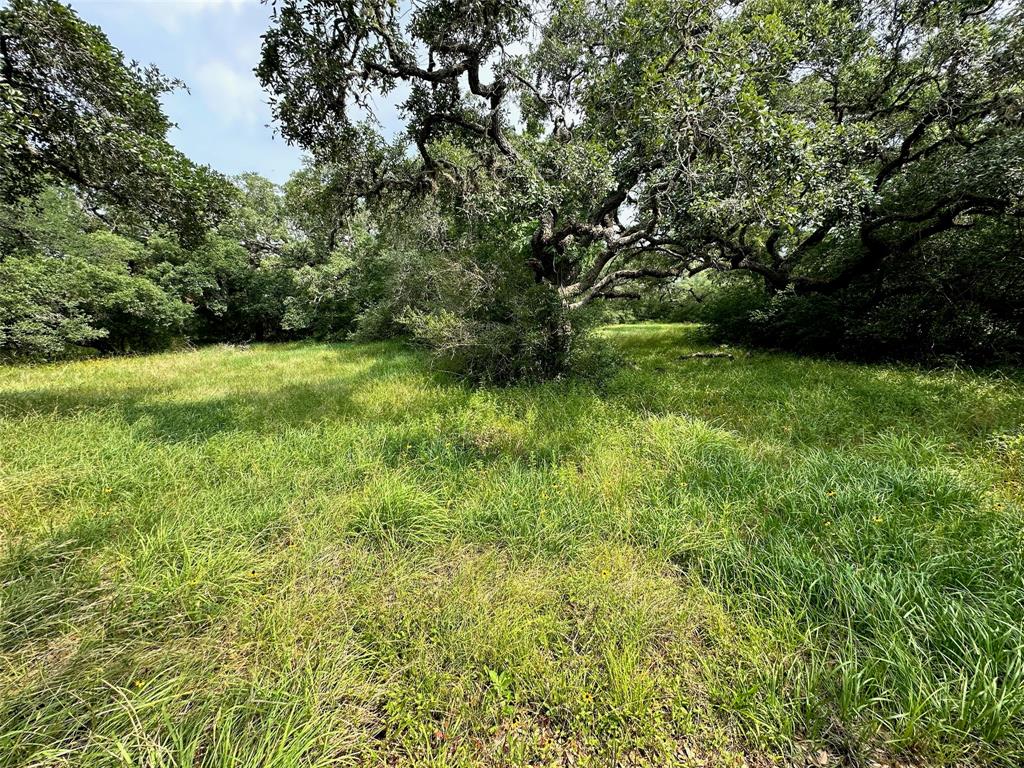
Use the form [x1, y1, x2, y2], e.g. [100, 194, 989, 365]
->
[0, 0, 231, 243]
[258, 0, 1023, 309]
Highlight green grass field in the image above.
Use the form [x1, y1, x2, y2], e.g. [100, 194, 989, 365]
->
[1, 324, 1022, 767]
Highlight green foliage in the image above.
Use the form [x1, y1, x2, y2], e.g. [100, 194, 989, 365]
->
[338, 204, 603, 383]
[76, 252, 192, 353]
[0, 255, 102, 359]
[402, 276, 570, 385]
[0, 177, 337, 360]
[0, 188, 196, 359]
[0, 170, 466, 361]
[0, 0, 232, 244]
[256, 0, 1023, 371]
[5, 0, 1022, 370]
[697, 219, 1024, 364]
[281, 254, 356, 340]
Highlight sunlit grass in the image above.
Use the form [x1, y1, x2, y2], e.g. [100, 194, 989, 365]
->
[1, 324, 1022, 766]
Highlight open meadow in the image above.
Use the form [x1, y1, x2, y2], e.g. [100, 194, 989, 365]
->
[1, 324, 1022, 767]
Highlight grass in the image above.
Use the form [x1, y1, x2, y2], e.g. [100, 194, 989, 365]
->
[0, 323, 1022, 767]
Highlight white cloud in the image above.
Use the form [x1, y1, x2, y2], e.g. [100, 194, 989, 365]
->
[194, 58, 265, 126]
[123, 0, 252, 34]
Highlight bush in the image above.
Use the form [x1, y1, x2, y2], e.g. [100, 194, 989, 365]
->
[0, 181, 318, 358]
[78, 262, 192, 353]
[400, 255, 577, 384]
[0, 256, 104, 360]
[282, 253, 357, 340]
[694, 274, 772, 342]
[696, 222, 1024, 365]
[0, 253, 194, 359]
[630, 278, 710, 325]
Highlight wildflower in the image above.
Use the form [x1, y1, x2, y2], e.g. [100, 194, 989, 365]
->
[600, 568, 610, 577]
[103, 488, 112, 494]
[133, 680, 143, 689]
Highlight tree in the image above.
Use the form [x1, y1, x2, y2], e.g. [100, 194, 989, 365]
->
[0, 170, 371, 360]
[257, 0, 743, 310]
[705, 0, 1024, 297]
[0, 0, 231, 244]
[0, 186, 194, 358]
[257, 0, 1023, 369]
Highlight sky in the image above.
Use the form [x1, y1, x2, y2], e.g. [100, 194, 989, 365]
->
[71, 0, 307, 184]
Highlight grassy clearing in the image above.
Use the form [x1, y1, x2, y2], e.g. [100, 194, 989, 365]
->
[1, 323, 1022, 767]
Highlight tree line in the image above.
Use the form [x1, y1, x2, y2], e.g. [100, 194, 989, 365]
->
[2, 0, 1022, 377]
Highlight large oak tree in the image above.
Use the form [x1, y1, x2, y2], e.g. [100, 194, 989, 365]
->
[258, 0, 1022, 304]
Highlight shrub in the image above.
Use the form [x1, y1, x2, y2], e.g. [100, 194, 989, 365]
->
[0, 256, 104, 360]
[400, 257, 576, 384]
[695, 221, 1024, 365]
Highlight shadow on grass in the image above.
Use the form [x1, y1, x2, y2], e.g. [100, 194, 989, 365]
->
[0, 349, 466, 443]
[1, 327, 1021, 449]
[602, 324, 1024, 445]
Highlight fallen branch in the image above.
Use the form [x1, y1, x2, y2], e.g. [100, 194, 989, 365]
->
[679, 352, 734, 360]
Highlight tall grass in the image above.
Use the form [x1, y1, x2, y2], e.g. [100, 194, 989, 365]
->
[1, 325, 1021, 766]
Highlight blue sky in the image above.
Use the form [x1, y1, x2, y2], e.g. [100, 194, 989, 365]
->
[72, 0, 306, 183]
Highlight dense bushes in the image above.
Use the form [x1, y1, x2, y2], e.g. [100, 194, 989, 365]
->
[0, 179, 347, 361]
[0, 255, 103, 359]
[0, 189, 192, 358]
[3, 0, 1022, 378]
[400, 260, 572, 384]
[4, 176, 1021, 373]
[695, 220, 1024, 365]
[363, 211, 616, 384]
[3, 175, 1021, 374]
